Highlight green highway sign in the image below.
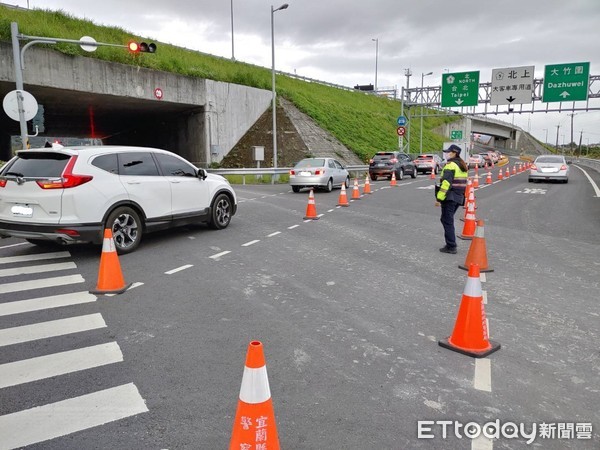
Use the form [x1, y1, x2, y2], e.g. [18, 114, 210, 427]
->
[441, 71, 480, 107]
[542, 62, 590, 103]
[450, 130, 463, 140]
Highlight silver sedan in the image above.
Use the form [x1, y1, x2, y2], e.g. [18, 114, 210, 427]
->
[529, 155, 570, 183]
[289, 158, 350, 193]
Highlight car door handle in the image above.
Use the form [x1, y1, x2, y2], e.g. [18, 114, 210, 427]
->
[169, 180, 181, 184]
[126, 181, 141, 185]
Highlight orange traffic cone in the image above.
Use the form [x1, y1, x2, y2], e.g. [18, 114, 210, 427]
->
[438, 264, 501, 358]
[458, 200, 476, 240]
[338, 183, 349, 207]
[230, 341, 280, 450]
[512, 165, 517, 175]
[486, 171, 492, 184]
[473, 172, 480, 188]
[303, 189, 319, 220]
[463, 178, 473, 209]
[363, 174, 372, 194]
[90, 229, 132, 295]
[497, 169, 503, 181]
[505, 167, 510, 178]
[461, 184, 476, 222]
[351, 178, 361, 200]
[459, 220, 494, 272]
[430, 162, 436, 179]
[390, 171, 397, 186]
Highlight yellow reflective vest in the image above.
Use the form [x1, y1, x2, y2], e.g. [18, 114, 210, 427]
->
[436, 160, 468, 203]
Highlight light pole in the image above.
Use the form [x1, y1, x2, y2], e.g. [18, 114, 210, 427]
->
[230, 0, 235, 60]
[271, 3, 288, 173]
[372, 38, 379, 92]
[420, 71, 432, 154]
[542, 128, 548, 145]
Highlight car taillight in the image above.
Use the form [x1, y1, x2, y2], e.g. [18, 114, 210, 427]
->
[0, 179, 6, 188]
[315, 169, 324, 175]
[55, 228, 81, 237]
[35, 155, 93, 189]
[560, 165, 567, 170]
[530, 164, 537, 171]
[290, 170, 296, 175]
[390, 158, 398, 163]
[369, 159, 374, 164]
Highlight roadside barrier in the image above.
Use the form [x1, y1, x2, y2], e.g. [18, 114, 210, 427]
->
[230, 341, 280, 449]
[90, 229, 131, 295]
[338, 183, 349, 206]
[439, 264, 501, 358]
[303, 189, 319, 220]
[459, 220, 493, 273]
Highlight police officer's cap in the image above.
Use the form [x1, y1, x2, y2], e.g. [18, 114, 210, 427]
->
[443, 144, 461, 155]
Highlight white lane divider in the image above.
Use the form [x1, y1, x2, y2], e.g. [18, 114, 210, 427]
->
[0, 291, 96, 317]
[209, 251, 231, 260]
[474, 358, 492, 392]
[267, 232, 281, 237]
[0, 383, 148, 449]
[0, 242, 29, 250]
[573, 164, 600, 197]
[0, 261, 77, 278]
[0, 342, 123, 389]
[241, 240, 260, 247]
[482, 290, 488, 305]
[0, 251, 71, 265]
[0, 313, 106, 347]
[287, 225, 299, 230]
[0, 275, 85, 295]
[164, 264, 193, 275]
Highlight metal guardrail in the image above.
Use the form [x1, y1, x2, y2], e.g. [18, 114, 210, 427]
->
[208, 165, 369, 184]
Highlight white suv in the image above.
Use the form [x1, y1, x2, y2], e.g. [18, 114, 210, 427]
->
[0, 146, 237, 253]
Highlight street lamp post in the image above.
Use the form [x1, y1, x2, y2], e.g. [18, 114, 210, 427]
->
[271, 3, 288, 174]
[230, 0, 235, 60]
[420, 71, 432, 154]
[372, 38, 378, 92]
[542, 128, 548, 145]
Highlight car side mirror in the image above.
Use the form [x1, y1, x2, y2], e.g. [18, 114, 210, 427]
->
[197, 168, 208, 179]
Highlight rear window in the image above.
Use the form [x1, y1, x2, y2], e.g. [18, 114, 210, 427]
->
[536, 156, 564, 164]
[295, 159, 325, 168]
[1, 152, 70, 177]
[416, 155, 433, 160]
[373, 153, 395, 161]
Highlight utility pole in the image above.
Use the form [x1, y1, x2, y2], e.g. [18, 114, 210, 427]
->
[567, 113, 576, 156]
[555, 125, 560, 153]
[578, 130, 583, 157]
[404, 68, 412, 101]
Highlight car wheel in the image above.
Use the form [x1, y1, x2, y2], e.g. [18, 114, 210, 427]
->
[106, 206, 142, 254]
[292, 186, 301, 193]
[564, 179, 569, 184]
[209, 193, 233, 230]
[410, 167, 417, 178]
[345, 177, 350, 188]
[528, 178, 532, 183]
[325, 178, 333, 192]
[370, 174, 377, 181]
[397, 168, 404, 180]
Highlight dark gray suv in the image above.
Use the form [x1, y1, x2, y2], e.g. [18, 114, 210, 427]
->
[369, 151, 417, 181]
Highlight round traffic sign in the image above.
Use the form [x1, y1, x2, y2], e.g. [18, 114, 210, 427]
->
[397, 126, 406, 137]
[80, 36, 97, 52]
[397, 116, 407, 126]
[3, 90, 39, 122]
[154, 88, 164, 100]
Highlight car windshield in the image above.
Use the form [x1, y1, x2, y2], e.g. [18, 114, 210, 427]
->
[373, 153, 395, 161]
[295, 158, 325, 168]
[536, 156, 564, 164]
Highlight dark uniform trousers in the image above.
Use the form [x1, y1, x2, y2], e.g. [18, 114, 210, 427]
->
[440, 200, 461, 249]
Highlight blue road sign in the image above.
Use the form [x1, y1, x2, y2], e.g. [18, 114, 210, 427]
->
[397, 116, 407, 126]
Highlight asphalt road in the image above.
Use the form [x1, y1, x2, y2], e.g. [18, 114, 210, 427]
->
[0, 158, 599, 449]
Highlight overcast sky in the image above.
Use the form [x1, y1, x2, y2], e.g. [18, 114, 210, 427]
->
[14, 0, 600, 147]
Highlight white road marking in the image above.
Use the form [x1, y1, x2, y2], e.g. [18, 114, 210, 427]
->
[209, 251, 231, 259]
[287, 225, 299, 230]
[0, 261, 77, 278]
[0, 275, 85, 295]
[0, 251, 71, 265]
[573, 165, 600, 197]
[0, 342, 123, 389]
[480, 273, 486, 283]
[0, 291, 96, 317]
[267, 232, 281, 237]
[0, 383, 148, 449]
[188, 236, 196, 240]
[474, 358, 492, 392]
[327, 209, 334, 212]
[317, 214, 325, 218]
[482, 290, 488, 305]
[0, 242, 29, 250]
[471, 434, 494, 450]
[0, 314, 106, 347]
[104, 282, 143, 297]
[164, 264, 193, 275]
[242, 240, 260, 247]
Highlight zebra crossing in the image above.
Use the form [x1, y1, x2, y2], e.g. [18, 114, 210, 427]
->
[0, 244, 147, 449]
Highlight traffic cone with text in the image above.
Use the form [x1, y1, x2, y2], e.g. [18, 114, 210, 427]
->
[438, 264, 501, 358]
[459, 220, 494, 272]
[390, 171, 397, 186]
[230, 341, 280, 450]
[338, 183, 349, 207]
[352, 178, 361, 200]
[363, 174, 372, 194]
[303, 189, 319, 220]
[458, 199, 476, 240]
[90, 229, 132, 295]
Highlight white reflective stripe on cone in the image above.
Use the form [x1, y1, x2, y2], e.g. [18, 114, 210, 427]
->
[474, 226, 484, 238]
[239, 366, 271, 404]
[102, 237, 116, 253]
[463, 276, 482, 297]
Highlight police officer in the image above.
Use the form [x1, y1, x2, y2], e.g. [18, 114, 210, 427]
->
[436, 144, 469, 254]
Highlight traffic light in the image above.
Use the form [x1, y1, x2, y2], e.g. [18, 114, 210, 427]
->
[127, 41, 156, 53]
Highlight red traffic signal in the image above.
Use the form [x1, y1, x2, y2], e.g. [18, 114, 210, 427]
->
[127, 41, 156, 54]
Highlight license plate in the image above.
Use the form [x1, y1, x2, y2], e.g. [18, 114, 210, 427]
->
[377, 163, 385, 167]
[300, 171, 311, 176]
[541, 168, 558, 173]
[11, 205, 33, 218]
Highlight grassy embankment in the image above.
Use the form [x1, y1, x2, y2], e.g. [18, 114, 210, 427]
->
[0, 5, 458, 178]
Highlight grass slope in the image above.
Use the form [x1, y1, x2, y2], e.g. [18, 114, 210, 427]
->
[0, 5, 457, 163]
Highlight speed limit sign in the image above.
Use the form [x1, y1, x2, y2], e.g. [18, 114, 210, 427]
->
[397, 126, 406, 136]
